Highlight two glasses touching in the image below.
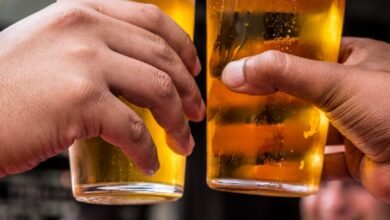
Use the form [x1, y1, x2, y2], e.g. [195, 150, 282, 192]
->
[69, 0, 345, 205]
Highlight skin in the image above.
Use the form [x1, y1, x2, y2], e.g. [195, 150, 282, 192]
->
[0, 0, 205, 176]
[301, 180, 390, 220]
[301, 147, 390, 220]
[222, 37, 390, 202]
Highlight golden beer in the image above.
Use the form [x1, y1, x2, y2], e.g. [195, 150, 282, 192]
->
[69, 0, 195, 205]
[207, 0, 344, 196]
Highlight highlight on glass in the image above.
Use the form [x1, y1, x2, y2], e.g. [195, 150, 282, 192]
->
[69, 0, 196, 205]
[206, 0, 345, 197]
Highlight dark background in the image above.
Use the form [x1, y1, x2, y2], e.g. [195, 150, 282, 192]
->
[0, 0, 389, 219]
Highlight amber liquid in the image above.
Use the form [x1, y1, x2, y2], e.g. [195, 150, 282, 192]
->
[69, 0, 195, 205]
[207, 0, 344, 197]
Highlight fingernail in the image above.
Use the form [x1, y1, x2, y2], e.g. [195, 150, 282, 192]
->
[192, 57, 202, 76]
[222, 60, 245, 88]
[145, 168, 156, 176]
[144, 159, 160, 176]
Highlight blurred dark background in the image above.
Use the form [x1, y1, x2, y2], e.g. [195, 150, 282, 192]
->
[0, 0, 389, 219]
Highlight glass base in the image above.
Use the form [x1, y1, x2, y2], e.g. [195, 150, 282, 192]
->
[208, 178, 317, 197]
[73, 182, 183, 205]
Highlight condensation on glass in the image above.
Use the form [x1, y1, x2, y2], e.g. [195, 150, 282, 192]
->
[206, 0, 345, 197]
[69, 0, 196, 205]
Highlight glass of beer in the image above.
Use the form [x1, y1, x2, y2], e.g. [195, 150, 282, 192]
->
[207, 0, 345, 197]
[69, 0, 195, 205]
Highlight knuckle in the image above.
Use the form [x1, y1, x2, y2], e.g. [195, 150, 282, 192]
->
[184, 33, 193, 46]
[155, 71, 176, 99]
[69, 43, 100, 60]
[316, 68, 344, 111]
[66, 77, 101, 105]
[179, 33, 194, 55]
[130, 120, 147, 142]
[51, 4, 93, 28]
[141, 4, 164, 26]
[257, 50, 288, 81]
[184, 78, 198, 100]
[151, 35, 175, 62]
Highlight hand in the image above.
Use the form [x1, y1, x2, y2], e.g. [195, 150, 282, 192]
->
[0, 0, 205, 176]
[222, 37, 390, 202]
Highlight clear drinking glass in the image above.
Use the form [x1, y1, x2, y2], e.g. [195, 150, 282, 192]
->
[69, 0, 196, 205]
[207, 0, 345, 197]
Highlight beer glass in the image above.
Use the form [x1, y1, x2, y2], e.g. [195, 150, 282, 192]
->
[207, 0, 345, 197]
[69, 0, 195, 205]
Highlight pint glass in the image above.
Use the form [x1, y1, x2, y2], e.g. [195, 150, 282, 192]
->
[207, 0, 345, 197]
[69, 0, 195, 205]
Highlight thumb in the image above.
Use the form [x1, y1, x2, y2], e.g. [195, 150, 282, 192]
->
[221, 50, 355, 112]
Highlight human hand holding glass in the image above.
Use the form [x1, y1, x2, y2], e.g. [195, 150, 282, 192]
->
[207, 0, 345, 197]
[222, 37, 390, 202]
[0, 0, 204, 205]
[67, 0, 201, 205]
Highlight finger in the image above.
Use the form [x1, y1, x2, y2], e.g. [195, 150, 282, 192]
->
[338, 37, 358, 64]
[95, 13, 204, 121]
[340, 37, 390, 72]
[221, 50, 357, 112]
[98, 92, 159, 175]
[102, 52, 195, 156]
[360, 157, 390, 203]
[321, 140, 365, 182]
[344, 139, 364, 180]
[71, 0, 201, 75]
